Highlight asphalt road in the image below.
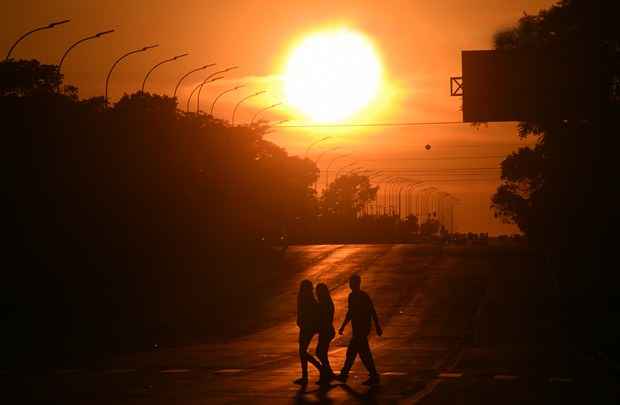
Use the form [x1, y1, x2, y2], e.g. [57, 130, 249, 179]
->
[4, 244, 618, 404]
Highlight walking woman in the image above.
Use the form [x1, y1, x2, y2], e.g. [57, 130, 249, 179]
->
[295, 279, 322, 385]
[315, 283, 336, 383]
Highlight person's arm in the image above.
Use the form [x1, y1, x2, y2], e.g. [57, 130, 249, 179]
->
[338, 295, 352, 335]
[370, 298, 382, 336]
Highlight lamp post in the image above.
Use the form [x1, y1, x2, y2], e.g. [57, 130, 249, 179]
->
[333, 162, 358, 180]
[313, 146, 341, 193]
[58, 29, 114, 90]
[435, 192, 454, 231]
[304, 136, 331, 159]
[105, 45, 158, 105]
[232, 90, 266, 125]
[325, 154, 351, 189]
[394, 179, 421, 219]
[391, 178, 411, 217]
[405, 181, 425, 218]
[196, 66, 238, 113]
[187, 76, 223, 113]
[367, 171, 384, 181]
[210, 85, 244, 116]
[417, 187, 438, 220]
[314, 146, 341, 167]
[347, 166, 366, 176]
[251, 102, 282, 125]
[6, 19, 70, 60]
[385, 178, 400, 216]
[381, 177, 400, 215]
[173, 63, 215, 98]
[141, 53, 188, 93]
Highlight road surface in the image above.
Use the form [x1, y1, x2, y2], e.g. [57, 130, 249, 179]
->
[4, 244, 618, 403]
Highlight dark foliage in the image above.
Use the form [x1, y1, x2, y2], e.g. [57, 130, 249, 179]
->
[3, 59, 320, 365]
[490, 0, 618, 355]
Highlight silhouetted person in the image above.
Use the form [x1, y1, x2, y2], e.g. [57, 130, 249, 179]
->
[315, 283, 336, 383]
[336, 274, 382, 386]
[295, 279, 322, 385]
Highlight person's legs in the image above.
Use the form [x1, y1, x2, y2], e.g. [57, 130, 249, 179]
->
[299, 331, 322, 376]
[357, 336, 380, 385]
[298, 331, 312, 381]
[357, 336, 378, 377]
[338, 337, 359, 380]
[316, 331, 335, 379]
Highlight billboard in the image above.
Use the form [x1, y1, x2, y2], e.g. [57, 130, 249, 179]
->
[460, 49, 597, 123]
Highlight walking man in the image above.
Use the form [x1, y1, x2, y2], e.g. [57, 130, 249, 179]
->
[336, 274, 382, 386]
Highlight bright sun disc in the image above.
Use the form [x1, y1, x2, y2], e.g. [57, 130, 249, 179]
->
[284, 29, 382, 123]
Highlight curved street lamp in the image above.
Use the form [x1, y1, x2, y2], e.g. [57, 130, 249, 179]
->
[304, 136, 331, 159]
[393, 178, 422, 219]
[312, 146, 341, 192]
[141, 53, 188, 93]
[325, 154, 351, 189]
[6, 19, 70, 60]
[383, 177, 409, 216]
[58, 29, 114, 90]
[348, 166, 367, 176]
[232, 90, 266, 125]
[196, 66, 238, 113]
[384, 178, 400, 215]
[417, 187, 439, 220]
[105, 44, 158, 105]
[251, 102, 282, 125]
[367, 171, 384, 180]
[173, 63, 215, 98]
[210, 85, 244, 116]
[405, 181, 425, 218]
[187, 75, 223, 113]
[314, 146, 341, 167]
[333, 162, 358, 180]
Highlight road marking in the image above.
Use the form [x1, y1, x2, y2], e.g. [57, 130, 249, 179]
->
[104, 369, 136, 374]
[160, 369, 190, 374]
[494, 374, 518, 381]
[438, 372, 462, 378]
[409, 346, 465, 404]
[382, 371, 407, 376]
[549, 377, 573, 383]
[408, 379, 442, 404]
[214, 368, 244, 374]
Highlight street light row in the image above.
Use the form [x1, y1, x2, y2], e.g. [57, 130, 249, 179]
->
[6, 20, 285, 122]
[307, 145, 457, 227]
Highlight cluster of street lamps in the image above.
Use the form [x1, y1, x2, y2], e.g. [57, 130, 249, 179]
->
[304, 138, 459, 232]
[5, 20, 284, 124]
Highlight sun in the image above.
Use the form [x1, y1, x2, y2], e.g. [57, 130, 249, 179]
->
[284, 28, 382, 123]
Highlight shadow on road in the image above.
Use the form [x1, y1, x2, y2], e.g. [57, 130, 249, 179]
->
[294, 382, 380, 404]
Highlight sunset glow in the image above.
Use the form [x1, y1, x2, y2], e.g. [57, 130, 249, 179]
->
[284, 29, 382, 123]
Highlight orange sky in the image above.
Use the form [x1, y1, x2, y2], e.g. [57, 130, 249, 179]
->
[3, 0, 557, 235]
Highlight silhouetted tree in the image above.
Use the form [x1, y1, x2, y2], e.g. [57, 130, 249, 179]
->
[490, 0, 618, 356]
[321, 174, 377, 219]
[490, 0, 604, 250]
[0, 59, 61, 96]
[3, 62, 321, 363]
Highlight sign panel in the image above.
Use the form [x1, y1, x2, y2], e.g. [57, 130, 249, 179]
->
[461, 49, 596, 123]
